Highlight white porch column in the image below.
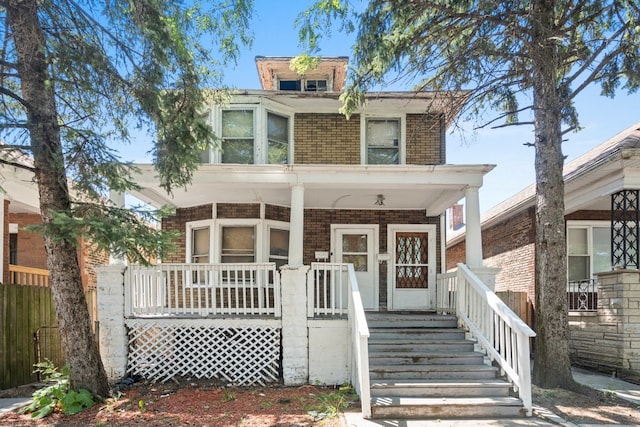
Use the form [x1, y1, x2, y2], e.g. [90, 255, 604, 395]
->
[280, 265, 310, 385]
[288, 184, 305, 268]
[465, 186, 483, 268]
[97, 265, 128, 381]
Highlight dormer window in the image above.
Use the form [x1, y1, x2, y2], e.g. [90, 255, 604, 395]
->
[278, 78, 328, 92]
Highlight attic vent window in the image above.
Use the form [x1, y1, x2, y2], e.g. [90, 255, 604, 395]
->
[305, 79, 327, 92]
[279, 80, 301, 91]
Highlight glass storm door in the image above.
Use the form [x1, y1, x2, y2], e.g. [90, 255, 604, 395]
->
[389, 226, 436, 310]
[334, 227, 377, 310]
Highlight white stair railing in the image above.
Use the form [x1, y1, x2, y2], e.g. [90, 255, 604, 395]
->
[437, 263, 536, 416]
[307, 262, 371, 418]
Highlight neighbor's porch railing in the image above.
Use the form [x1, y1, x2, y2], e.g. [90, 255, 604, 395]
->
[567, 279, 598, 311]
[436, 263, 536, 416]
[126, 263, 281, 317]
[9, 264, 50, 286]
[307, 262, 371, 418]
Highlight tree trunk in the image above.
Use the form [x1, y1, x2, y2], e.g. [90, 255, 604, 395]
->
[530, 0, 578, 390]
[6, 0, 110, 397]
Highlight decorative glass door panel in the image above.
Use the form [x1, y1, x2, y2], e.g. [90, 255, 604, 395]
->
[395, 232, 428, 288]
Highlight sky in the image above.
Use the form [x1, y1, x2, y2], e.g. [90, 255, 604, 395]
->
[127, 1, 640, 214]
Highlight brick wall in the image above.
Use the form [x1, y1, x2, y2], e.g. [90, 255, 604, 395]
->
[8, 212, 48, 270]
[78, 240, 109, 289]
[294, 114, 361, 164]
[217, 203, 260, 218]
[406, 114, 445, 164]
[161, 204, 213, 263]
[565, 210, 609, 221]
[265, 204, 290, 222]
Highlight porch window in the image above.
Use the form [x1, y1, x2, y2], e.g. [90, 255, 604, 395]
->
[267, 112, 289, 164]
[191, 227, 210, 263]
[269, 228, 289, 269]
[366, 119, 400, 164]
[222, 109, 254, 164]
[221, 226, 255, 263]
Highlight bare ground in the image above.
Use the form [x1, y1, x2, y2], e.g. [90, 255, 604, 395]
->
[1, 378, 639, 426]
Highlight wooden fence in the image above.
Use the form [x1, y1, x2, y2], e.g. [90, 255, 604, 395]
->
[495, 290, 534, 328]
[0, 283, 97, 390]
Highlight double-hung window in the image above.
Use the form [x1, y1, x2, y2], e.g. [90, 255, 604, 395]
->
[365, 118, 401, 164]
[221, 109, 254, 164]
[221, 226, 256, 263]
[567, 223, 611, 281]
[191, 227, 210, 263]
[267, 112, 289, 164]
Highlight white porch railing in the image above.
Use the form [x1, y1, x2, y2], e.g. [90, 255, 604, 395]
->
[308, 262, 371, 418]
[307, 262, 349, 316]
[436, 263, 537, 416]
[126, 263, 281, 317]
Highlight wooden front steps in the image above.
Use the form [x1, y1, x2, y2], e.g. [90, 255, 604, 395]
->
[366, 312, 526, 419]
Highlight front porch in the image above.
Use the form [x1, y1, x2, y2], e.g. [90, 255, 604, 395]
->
[97, 261, 536, 418]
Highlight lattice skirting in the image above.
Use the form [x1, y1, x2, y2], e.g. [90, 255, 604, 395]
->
[126, 319, 281, 385]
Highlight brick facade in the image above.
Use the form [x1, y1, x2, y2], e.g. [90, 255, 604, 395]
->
[294, 114, 361, 164]
[293, 112, 445, 166]
[162, 204, 441, 310]
[7, 211, 108, 288]
[3, 200, 9, 283]
[406, 114, 445, 165]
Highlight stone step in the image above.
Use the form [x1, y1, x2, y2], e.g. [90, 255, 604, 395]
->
[368, 351, 485, 365]
[370, 379, 511, 397]
[368, 339, 475, 353]
[369, 328, 465, 340]
[366, 313, 458, 329]
[370, 396, 525, 419]
[370, 364, 498, 380]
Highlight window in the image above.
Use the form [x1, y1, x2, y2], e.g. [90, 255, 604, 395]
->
[567, 223, 611, 281]
[9, 233, 17, 265]
[221, 226, 255, 263]
[305, 80, 327, 92]
[267, 112, 289, 164]
[279, 80, 301, 91]
[191, 227, 210, 263]
[366, 119, 400, 164]
[269, 227, 289, 269]
[222, 109, 254, 164]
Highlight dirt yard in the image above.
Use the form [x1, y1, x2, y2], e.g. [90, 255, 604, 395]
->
[1, 378, 639, 426]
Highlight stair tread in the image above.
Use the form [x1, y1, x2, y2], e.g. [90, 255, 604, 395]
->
[369, 338, 475, 343]
[369, 350, 484, 356]
[371, 379, 510, 386]
[371, 396, 522, 406]
[370, 364, 497, 371]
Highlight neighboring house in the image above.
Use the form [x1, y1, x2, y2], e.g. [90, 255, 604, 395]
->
[447, 121, 640, 381]
[97, 56, 538, 418]
[0, 146, 108, 288]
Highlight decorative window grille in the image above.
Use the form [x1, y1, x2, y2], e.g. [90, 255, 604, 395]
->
[611, 190, 639, 269]
[126, 321, 281, 385]
[395, 232, 429, 289]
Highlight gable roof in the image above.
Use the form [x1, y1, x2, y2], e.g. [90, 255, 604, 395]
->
[448, 121, 640, 245]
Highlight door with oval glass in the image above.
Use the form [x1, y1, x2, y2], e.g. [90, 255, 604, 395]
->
[332, 226, 378, 310]
[388, 224, 436, 310]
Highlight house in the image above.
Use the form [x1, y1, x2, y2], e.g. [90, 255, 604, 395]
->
[447, 121, 640, 382]
[96, 56, 536, 418]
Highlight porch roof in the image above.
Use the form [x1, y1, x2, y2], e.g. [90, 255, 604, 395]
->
[129, 163, 494, 216]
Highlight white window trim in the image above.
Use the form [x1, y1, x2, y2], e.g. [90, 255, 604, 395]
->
[566, 220, 611, 281]
[216, 218, 263, 263]
[204, 101, 294, 165]
[185, 219, 215, 264]
[265, 220, 290, 266]
[360, 114, 406, 165]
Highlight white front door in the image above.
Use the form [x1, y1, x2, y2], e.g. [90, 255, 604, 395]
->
[333, 226, 378, 310]
[388, 225, 436, 310]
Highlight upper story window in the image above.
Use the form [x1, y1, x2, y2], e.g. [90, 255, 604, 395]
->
[278, 79, 328, 92]
[267, 112, 289, 164]
[202, 105, 292, 165]
[222, 109, 254, 164]
[365, 118, 401, 165]
[567, 222, 611, 281]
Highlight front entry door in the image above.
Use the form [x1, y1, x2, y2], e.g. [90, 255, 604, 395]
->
[333, 226, 378, 310]
[388, 225, 436, 310]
